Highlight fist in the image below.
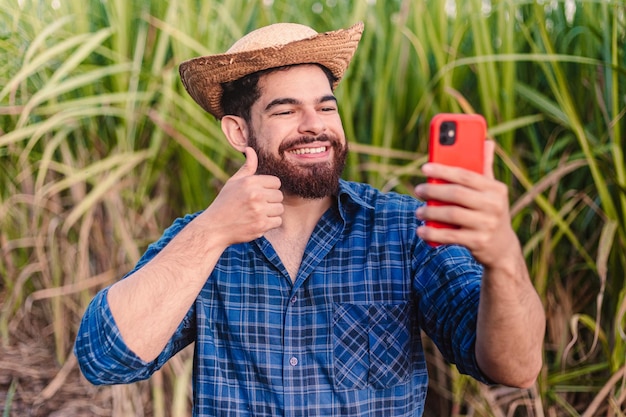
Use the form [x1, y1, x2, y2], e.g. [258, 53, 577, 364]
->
[198, 147, 284, 246]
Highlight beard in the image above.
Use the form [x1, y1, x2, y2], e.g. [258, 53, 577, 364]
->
[248, 133, 348, 199]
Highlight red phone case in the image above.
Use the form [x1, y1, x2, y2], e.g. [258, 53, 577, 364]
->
[426, 113, 486, 239]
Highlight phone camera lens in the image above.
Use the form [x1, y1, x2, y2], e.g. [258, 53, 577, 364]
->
[439, 121, 456, 146]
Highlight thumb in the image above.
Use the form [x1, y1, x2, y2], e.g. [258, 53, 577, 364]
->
[483, 139, 495, 180]
[232, 146, 258, 179]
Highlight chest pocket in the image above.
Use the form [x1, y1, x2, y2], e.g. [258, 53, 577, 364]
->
[332, 302, 412, 390]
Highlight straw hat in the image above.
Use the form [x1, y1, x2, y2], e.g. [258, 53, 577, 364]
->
[179, 22, 364, 119]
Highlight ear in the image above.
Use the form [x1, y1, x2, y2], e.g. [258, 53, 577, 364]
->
[221, 115, 249, 152]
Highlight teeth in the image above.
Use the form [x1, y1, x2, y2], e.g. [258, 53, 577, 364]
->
[289, 147, 326, 155]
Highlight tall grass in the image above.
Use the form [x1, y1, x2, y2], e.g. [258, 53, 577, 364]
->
[1, 0, 625, 415]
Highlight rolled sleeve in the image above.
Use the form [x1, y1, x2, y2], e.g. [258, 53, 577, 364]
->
[413, 244, 493, 385]
[74, 287, 158, 385]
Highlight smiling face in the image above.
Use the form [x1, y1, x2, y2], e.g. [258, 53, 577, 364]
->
[246, 65, 348, 199]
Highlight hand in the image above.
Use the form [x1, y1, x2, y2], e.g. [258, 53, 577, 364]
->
[414, 140, 519, 269]
[197, 147, 284, 246]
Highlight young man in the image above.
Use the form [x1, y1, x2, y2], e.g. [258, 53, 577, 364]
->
[75, 22, 545, 416]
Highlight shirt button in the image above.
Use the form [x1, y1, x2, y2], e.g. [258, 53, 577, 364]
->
[289, 357, 298, 366]
[290, 296, 298, 304]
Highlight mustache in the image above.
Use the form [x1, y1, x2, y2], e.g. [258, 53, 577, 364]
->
[278, 133, 341, 155]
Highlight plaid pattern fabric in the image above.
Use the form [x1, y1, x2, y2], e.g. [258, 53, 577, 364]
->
[75, 180, 488, 416]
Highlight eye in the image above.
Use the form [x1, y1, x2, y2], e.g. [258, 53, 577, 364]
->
[272, 107, 294, 116]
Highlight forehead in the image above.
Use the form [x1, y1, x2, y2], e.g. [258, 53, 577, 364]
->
[256, 65, 334, 102]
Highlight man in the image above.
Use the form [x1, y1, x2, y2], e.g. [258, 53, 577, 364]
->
[74, 22, 545, 416]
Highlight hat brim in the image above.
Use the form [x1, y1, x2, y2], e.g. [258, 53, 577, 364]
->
[179, 22, 364, 119]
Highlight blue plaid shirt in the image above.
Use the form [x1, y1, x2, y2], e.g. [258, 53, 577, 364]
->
[75, 180, 488, 416]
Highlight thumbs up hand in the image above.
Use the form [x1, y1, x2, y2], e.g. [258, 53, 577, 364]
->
[231, 146, 261, 180]
[194, 147, 284, 247]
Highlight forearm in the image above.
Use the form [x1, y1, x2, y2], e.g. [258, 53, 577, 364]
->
[108, 220, 227, 362]
[475, 250, 545, 388]
[74, 288, 162, 384]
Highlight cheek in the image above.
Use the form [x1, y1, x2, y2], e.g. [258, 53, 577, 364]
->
[249, 123, 281, 152]
[261, 125, 296, 150]
[328, 117, 346, 138]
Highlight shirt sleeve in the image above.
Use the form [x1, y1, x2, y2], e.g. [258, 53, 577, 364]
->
[412, 243, 493, 385]
[73, 286, 196, 385]
[74, 213, 201, 385]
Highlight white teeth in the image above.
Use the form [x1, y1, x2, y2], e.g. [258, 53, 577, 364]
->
[289, 147, 326, 155]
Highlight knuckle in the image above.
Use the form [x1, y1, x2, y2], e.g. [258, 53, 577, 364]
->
[449, 185, 466, 202]
[445, 206, 461, 223]
[476, 233, 491, 249]
[496, 181, 508, 195]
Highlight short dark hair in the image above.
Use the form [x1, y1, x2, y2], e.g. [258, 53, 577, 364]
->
[220, 64, 337, 125]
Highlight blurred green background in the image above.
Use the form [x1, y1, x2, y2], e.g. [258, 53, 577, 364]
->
[1, 0, 625, 415]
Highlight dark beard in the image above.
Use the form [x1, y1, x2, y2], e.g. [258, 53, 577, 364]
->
[248, 133, 347, 199]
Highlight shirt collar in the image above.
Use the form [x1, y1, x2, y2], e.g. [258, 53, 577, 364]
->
[337, 180, 375, 214]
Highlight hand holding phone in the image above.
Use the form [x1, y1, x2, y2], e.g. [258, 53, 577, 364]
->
[424, 113, 486, 244]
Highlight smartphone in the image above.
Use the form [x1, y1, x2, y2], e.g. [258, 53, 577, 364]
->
[425, 113, 486, 240]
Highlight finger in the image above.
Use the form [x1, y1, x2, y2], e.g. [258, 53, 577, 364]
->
[417, 224, 477, 248]
[415, 182, 476, 207]
[483, 140, 495, 180]
[265, 188, 284, 204]
[420, 162, 483, 189]
[266, 200, 286, 217]
[231, 146, 258, 179]
[417, 203, 482, 230]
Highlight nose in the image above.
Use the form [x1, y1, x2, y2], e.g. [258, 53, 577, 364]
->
[298, 108, 327, 136]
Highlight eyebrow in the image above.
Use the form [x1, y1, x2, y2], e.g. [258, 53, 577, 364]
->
[264, 95, 337, 112]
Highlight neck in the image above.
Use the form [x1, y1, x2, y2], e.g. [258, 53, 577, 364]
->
[263, 194, 335, 283]
[270, 194, 334, 238]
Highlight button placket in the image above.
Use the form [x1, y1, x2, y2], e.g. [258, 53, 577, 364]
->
[283, 287, 307, 414]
